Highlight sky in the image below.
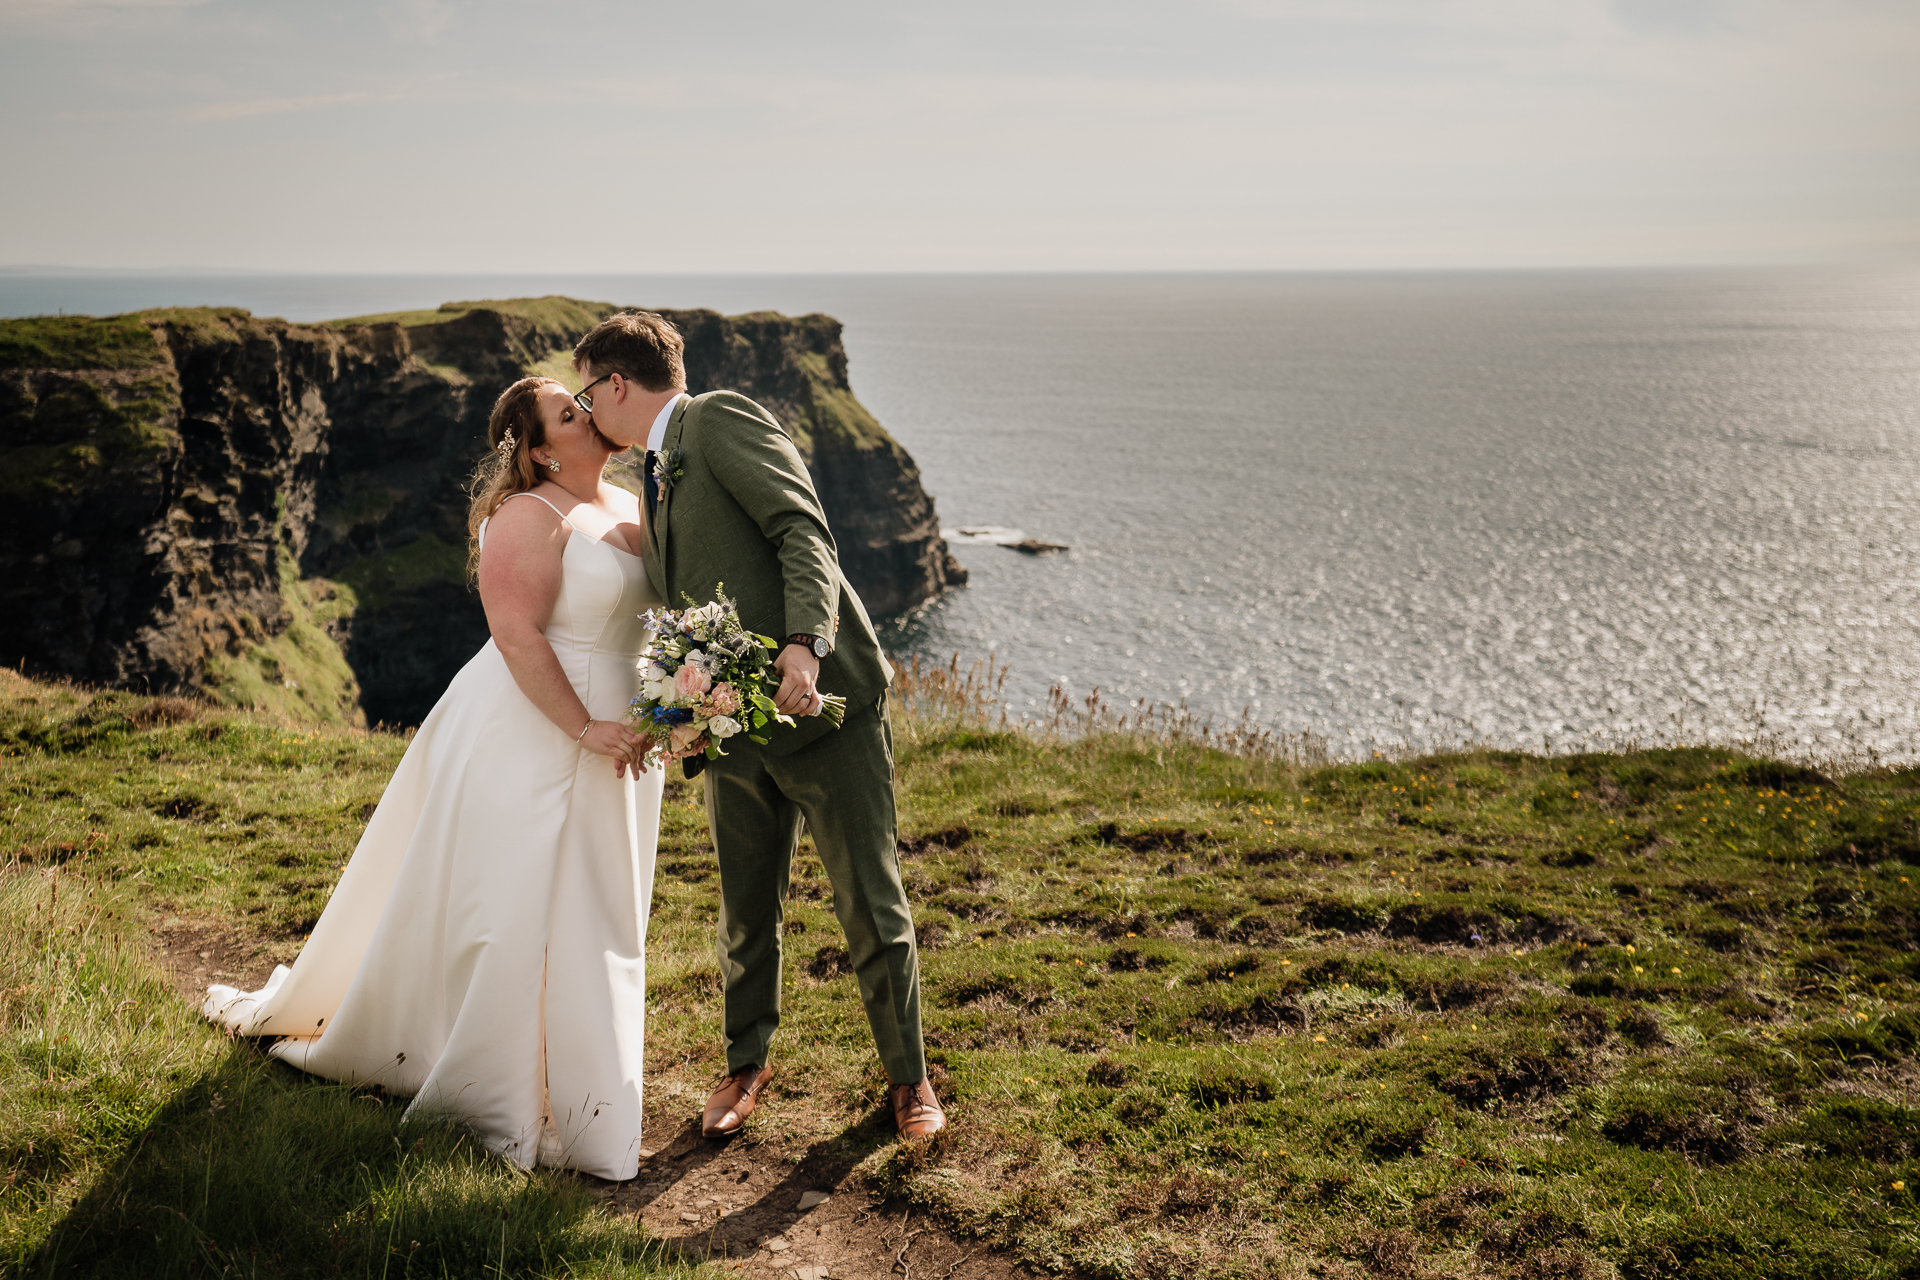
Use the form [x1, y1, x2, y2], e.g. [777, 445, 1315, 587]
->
[1, 0, 1915, 273]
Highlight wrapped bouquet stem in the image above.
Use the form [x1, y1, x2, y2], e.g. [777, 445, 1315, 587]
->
[627, 591, 846, 765]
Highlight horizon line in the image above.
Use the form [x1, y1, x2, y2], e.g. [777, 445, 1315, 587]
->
[4, 259, 1914, 280]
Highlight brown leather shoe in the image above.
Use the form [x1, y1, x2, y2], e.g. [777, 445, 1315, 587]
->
[890, 1079, 946, 1139]
[702, 1063, 773, 1138]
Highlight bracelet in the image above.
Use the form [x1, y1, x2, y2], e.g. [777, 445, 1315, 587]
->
[575, 718, 594, 743]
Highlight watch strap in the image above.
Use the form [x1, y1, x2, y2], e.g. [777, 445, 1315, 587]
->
[784, 633, 831, 658]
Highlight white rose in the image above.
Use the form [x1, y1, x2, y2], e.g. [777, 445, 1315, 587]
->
[707, 715, 742, 739]
[643, 661, 670, 682]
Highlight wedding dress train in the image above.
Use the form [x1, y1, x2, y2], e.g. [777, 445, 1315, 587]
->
[204, 494, 664, 1181]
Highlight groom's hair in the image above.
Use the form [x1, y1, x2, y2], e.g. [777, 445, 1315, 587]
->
[573, 312, 686, 392]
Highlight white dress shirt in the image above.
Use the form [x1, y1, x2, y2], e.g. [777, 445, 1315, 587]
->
[646, 393, 688, 453]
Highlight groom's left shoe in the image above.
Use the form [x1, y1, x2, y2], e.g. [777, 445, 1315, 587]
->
[890, 1079, 947, 1139]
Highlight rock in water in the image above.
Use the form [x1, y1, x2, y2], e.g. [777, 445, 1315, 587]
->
[0, 298, 965, 725]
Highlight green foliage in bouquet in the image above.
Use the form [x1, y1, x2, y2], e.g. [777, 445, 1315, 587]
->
[626, 590, 845, 764]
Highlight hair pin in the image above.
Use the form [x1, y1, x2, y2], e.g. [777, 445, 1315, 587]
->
[496, 428, 517, 465]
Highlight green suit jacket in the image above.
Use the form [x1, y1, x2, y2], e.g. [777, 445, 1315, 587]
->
[644, 391, 892, 755]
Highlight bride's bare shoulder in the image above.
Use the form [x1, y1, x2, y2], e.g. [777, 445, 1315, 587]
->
[483, 490, 570, 545]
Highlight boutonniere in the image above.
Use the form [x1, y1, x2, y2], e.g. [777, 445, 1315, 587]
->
[652, 448, 685, 499]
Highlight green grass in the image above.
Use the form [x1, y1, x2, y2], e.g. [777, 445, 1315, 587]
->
[327, 534, 470, 616]
[0, 868, 704, 1279]
[0, 315, 165, 372]
[327, 297, 615, 345]
[780, 351, 897, 457]
[0, 377, 178, 501]
[202, 550, 365, 728]
[0, 674, 710, 1278]
[3, 666, 1918, 1278]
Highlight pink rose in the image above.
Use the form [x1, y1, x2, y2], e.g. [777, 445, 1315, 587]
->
[669, 724, 706, 756]
[673, 665, 712, 700]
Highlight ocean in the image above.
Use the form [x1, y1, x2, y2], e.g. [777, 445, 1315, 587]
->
[6, 267, 1918, 761]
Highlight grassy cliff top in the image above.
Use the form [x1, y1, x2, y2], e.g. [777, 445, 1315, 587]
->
[2, 666, 1916, 1277]
[0, 313, 165, 372]
[327, 294, 618, 339]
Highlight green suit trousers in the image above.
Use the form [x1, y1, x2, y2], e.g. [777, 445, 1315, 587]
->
[702, 692, 925, 1086]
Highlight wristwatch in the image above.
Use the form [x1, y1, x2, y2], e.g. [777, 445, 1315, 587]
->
[784, 633, 831, 659]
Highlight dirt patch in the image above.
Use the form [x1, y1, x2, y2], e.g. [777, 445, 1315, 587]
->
[1093, 824, 1213, 854]
[899, 825, 974, 855]
[606, 1103, 1053, 1279]
[154, 916, 287, 1003]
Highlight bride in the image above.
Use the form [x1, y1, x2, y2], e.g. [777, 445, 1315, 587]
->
[204, 376, 664, 1181]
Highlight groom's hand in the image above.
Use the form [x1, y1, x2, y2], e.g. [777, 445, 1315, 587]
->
[772, 645, 823, 717]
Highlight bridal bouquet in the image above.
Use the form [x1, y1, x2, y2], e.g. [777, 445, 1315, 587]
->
[627, 592, 846, 764]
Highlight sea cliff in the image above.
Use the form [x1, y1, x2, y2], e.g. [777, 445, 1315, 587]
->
[0, 298, 964, 724]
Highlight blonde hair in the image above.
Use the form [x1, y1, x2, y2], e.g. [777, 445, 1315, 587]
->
[467, 376, 560, 571]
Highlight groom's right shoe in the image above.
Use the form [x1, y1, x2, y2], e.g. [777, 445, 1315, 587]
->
[702, 1063, 773, 1138]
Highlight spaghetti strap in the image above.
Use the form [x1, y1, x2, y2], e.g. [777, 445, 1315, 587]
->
[501, 491, 574, 526]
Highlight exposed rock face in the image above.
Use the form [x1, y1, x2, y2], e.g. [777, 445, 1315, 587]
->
[0, 299, 963, 725]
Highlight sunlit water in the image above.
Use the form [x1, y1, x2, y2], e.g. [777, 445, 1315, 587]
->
[7, 267, 1918, 760]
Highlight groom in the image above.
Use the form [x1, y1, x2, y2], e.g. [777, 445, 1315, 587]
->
[573, 312, 946, 1141]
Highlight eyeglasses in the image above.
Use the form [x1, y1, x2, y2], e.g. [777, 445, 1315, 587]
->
[573, 373, 614, 412]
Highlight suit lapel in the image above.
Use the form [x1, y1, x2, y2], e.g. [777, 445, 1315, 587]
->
[648, 395, 693, 601]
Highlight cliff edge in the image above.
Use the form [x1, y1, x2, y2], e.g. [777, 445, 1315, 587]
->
[0, 298, 964, 725]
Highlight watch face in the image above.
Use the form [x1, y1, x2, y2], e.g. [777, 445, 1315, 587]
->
[812, 636, 830, 658]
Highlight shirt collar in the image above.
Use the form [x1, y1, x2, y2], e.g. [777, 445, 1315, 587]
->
[646, 392, 688, 453]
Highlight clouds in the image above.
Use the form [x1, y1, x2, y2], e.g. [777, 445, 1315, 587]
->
[0, 0, 1913, 270]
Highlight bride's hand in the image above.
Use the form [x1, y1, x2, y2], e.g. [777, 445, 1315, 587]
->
[581, 720, 647, 774]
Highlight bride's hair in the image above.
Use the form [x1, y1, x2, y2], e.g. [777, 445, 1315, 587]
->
[466, 376, 560, 569]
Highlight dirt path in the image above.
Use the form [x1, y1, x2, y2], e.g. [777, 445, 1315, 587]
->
[605, 1109, 1037, 1279]
[156, 928, 1047, 1280]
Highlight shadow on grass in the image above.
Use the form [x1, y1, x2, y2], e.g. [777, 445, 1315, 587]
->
[21, 1043, 688, 1280]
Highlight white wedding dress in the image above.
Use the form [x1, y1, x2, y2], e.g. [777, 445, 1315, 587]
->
[204, 492, 665, 1181]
